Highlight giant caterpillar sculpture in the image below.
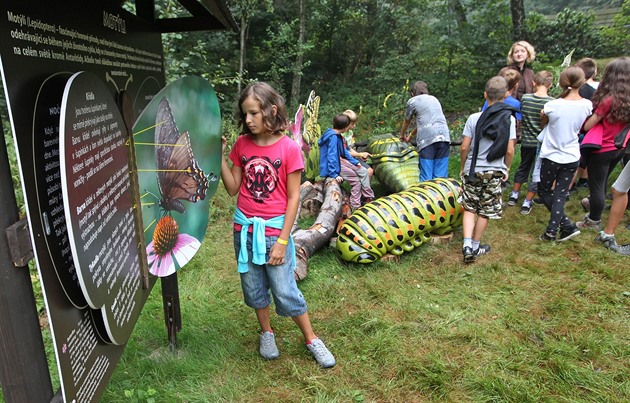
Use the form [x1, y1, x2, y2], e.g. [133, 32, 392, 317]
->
[368, 133, 420, 194]
[336, 178, 463, 263]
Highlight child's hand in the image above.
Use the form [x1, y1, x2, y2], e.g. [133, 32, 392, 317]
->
[268, 242, 286, 265]
[335, 176, 344, 183]
[360, 152, 371, 160]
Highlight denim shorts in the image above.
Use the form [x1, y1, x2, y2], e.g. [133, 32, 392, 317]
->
[233, 231, 307, 317]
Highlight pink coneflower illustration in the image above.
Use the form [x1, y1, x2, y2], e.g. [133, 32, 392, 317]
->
[147, 215, 200, 277]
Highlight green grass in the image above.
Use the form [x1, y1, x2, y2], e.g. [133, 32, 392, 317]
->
[100, 157, 630, 402]
[3, 143, 627, 402]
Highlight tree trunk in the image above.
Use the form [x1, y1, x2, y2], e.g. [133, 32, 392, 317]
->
[510, 0, 526, 41]
[292, 179, 342, 281]
[291, 180, 323, 233]
[238, 13, 248, 96]
[290, 0, 305, 108]
[449, 0, 468, 29]
[326, 0, 337, 74]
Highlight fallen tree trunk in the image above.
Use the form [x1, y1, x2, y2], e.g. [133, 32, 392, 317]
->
[299, 182, 324, 218]
[292, 181, 324, 233]
[292, 178, 342, 281]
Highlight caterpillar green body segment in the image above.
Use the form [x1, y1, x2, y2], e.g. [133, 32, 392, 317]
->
[336, 178, 464, 263]
[368, 133, 419, 193]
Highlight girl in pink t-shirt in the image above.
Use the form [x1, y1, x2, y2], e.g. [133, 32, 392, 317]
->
[578, 57, 630, 230]
[220, 82, 335, 368]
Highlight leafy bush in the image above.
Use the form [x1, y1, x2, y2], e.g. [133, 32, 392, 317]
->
[525, 8, 604, 63]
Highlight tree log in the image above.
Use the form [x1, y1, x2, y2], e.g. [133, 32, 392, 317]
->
[292, 181, 319, 233]
[300, 182, 324, 217]
[292, 178, 342, 281]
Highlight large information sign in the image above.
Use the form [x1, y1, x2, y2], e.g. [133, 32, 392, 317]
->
[60, 71, 144, 345]
[0, 1, 164, 401]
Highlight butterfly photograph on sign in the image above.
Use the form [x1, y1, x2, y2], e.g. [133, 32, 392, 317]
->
[133, 76, 222, 277]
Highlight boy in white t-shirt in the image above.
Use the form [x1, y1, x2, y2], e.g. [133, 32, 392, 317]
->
[459, 76, 517, 263]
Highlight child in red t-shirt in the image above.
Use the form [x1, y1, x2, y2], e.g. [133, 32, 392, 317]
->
[220, 82, 335, 368]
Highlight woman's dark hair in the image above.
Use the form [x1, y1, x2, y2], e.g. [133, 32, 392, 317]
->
[237, 82, 289, 135]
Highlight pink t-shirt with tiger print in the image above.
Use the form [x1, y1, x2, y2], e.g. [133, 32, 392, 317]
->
[229, 134, 304, 235]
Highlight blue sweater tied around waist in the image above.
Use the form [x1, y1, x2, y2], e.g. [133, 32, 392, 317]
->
[234, 208, 295, 273]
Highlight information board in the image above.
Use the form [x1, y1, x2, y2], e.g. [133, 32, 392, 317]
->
[60, 71, 144, 345]
[0, 1, 164, 401]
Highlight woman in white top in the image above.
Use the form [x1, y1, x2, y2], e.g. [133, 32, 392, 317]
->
[538, 66, 593, 242]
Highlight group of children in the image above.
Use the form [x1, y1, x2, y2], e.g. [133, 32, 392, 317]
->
[460, 55, 630, 263]
[216, 53, 630, 368]
[320, 80, 455, 209]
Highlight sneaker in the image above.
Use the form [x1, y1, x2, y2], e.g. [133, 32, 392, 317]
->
[463, 246, 475, 264]
[610, 243, 630, 256]
[474, 244, 491, 257]
[581, 197, 590, 212]
[259, 331, 279, 360]
[576, 180, 589, 188]
[557, 224, 581, 242]
[520, 203, 532, 215]
[595, 232, 616, 249]
[576, 215, 601, 230]
[507, 195, 518, 206]
[540, 231, 556, 241]
[306, 338, 336, 368]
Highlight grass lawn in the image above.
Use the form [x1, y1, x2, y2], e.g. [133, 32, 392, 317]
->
[101, 174, 630, 402]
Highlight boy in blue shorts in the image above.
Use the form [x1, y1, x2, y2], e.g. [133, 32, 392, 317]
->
[399, 81, 451, 181]
[460, 76, 518, 263]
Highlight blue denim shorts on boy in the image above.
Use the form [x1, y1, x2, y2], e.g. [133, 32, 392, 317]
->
[460, 171, 504, 219]
[233, 231, 308, 317]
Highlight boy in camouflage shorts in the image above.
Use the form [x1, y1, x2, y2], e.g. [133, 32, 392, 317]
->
[459, 76, 517, 263]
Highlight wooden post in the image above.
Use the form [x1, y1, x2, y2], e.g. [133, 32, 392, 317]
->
[161, 272, 181, 351]
[0, 121, 54, 401]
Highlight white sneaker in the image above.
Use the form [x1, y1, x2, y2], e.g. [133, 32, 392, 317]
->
[259, 331, 279, 360]
[306, 338, 336, 368]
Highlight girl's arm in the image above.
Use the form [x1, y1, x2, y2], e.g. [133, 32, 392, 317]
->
[220, 136, 242, 196]
[268, 170, 301, 264]
[582, 112, 602, 132]
[540, 110, 549, 128]
[343, 146, 360, 165]
[349, 148, 370, 160]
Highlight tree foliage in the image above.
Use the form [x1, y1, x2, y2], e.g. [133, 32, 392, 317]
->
[156, 0, 626, 129]
[599, 0, 630, 56]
